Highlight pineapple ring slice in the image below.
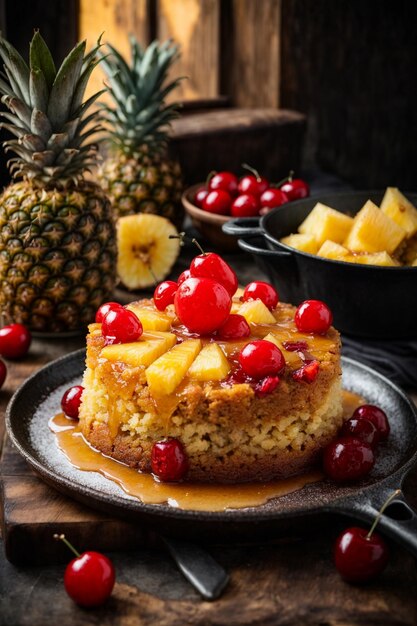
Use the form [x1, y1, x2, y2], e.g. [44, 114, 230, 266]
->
[117, 214, 180, 289]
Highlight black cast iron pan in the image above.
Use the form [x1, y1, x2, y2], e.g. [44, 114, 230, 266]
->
[222, 191, 417, 339]
[5, 348, 417, 558]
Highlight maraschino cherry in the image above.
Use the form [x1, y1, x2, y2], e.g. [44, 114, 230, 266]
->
[238, 164, 269, 197]
[177, 269, 191, 285]
[203, 190, 232, 215]
[334, 490, 400, 583]
[352, 405, 390, 441]
[259, 188, 288, 213]
[243, 281, 279, 309]
[0, 359, 6, 389]
[208, 171, 238, 196]
[61, 385, 84, 419]
[231, 193, 259, 217]
[295, 299, 333, 334]
[341, 417, 380, 448]
[54, 534, 115, 607]
[194, 186, 209, 208]
[239, 340, 285, 379]
[151, 438, 188, 481]
[323, 436, 374, 482]
[102, 307, 143, 344]
[154, 281, 177, 311]
[217, 314, 250, 340]
[292, 360, 320, 383]
[95, 301, 123, 323]
[189, 242, 238, 296]
[174, 277, 231, 335]
[279, 170, 310, 201]
[0, 323, 31, 359]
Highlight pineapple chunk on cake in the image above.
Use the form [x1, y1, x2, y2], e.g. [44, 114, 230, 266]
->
[127, 304, 171, 330]
[344, 200, 406, 254]
[280, 233, 319, 254]
[117, 214, 180, 289]
[317, 240, 351, 261]
[263, 333, 302, 368]
[350, 252, 400, 267]
[188, 344, 231, 381]
[298, 203, 353, 245]
[380, 188, 417, 238]
[146, 339, 202, 396]
[101, 332, 177, 367]
[238, 299, 276, 324]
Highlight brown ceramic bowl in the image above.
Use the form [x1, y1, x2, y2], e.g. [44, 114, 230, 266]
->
[182, 184, 239, 252]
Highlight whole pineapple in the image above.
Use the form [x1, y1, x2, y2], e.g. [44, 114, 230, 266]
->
[98, 37, 184, 229]
[0, 33, 116, 332]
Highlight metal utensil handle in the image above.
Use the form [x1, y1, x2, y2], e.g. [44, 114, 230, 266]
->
[162, 536, 229, 601]
[334, 489, 417, 557]
[222, 217, 263, 237]
[237, 237, 293, 258]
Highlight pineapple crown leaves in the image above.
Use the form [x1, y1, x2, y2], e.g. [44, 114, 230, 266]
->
[0, 31, 106, 188]
[99, 36, 184, 157]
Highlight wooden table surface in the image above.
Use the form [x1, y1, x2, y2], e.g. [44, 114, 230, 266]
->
[1, 244, 417, 626]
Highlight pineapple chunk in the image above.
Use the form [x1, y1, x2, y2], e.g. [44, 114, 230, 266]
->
[344, 200, 406, 254]
[146, 339, 202, 396]
[238, 299, 276, 324]
[380, 187, 417, 238]
[317, 240, 351, 261]
[280, 233, 319, 254]
[298, 203, 354, 245]
[350, 252, 400, 267]
[263, 332, 302, 368]
[101, 332, 176, 367]
[127, 304, 171, 331]
[412, 259, 417, 267]
[188, 343, 230, 381]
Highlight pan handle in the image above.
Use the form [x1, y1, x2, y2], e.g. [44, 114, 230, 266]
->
[237, 238, 293, 258]
[222, 217, 263, 238]
[331, 488, 417, 558]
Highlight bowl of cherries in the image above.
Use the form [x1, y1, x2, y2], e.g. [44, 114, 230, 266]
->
[182, 165, 309, 252]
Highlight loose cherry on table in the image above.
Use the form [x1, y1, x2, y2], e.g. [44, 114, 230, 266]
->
[239, 340, 285, 379]
[341, 417, 380, 448]
[231, 193, 259, 217]
[259, 188, 289, 213]
[243, 281, 279, 310]
[0, 323, 31, 359]
[61, 385, 84, 419]
[352, 404, 390, 441]
[190, 250, 238, 296]
[238, 164, 269, 198]
[174, 277, 231, 334]
[333, 489, 400, 583]
[202, 189, 232, 215]
[95, 301, 123, 324]
[0, 359, 6, 389]
[151, 438, 188, 482]
[294, 299, 333, 335]
[154, 281, 178, 311]
[323, 436, 375, 482]
[54, 534, 115, 607]
[279, 171, 310, 201]
[208, 171, 239, 196]
[217, 314, 250, 340]
[101, 307, 143, 344]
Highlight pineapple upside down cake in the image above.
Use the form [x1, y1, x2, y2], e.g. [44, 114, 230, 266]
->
[79, 253, 343, 483]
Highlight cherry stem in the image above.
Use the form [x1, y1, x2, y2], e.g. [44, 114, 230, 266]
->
[366, 489, 402, 539]
[241, 163, 261, 181]
[206, 170, 217, 186]
[169, 233, 205, 255]
[54, 533, 81, 558]
[272, 170, 295, 188]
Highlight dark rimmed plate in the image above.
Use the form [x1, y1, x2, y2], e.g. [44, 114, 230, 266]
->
[5, 349, 417, 548]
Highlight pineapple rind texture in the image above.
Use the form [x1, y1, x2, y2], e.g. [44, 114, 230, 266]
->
[188, 343, 231, 381]
[298, 203, 354, 245]
[146, 339, 202, 396]
[380, 187, 417, 238]
[344, 200, 406, 254]
[117, 214, 180, 289]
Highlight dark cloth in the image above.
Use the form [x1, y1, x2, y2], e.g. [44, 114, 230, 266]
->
[342, 336, 417, 389]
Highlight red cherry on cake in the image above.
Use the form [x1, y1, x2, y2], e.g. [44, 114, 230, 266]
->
[55, 534, 115, 607]
[194, 186, 209, 208]
[202, 189, 232, 215]
[0, 323, 31, 359]
[341, 417, 380, 448]
[208, 171, 238, 196]
[102, 308, 143, 344]
[61, 385, 84, 419]
[151, 438, 188, 482]
[0, 359, 7, 389]
[292, 360, 320, 383]
[190, 252, 238, 296]
[177, 269, 191, 285]
[154, 281, 178, 311]
[323, 436, 375, 482]
[239, 340, 285, 379]
[280, 173, 310, 201]
[217, 314, 250, 340]
[231, 193, 259, 217]
[242, 281, 279, 310]
[95, 301, 123, 323]
[352, 405, 390, 441]
[174, 277, 231, 334]
[295, 299, 333, 334]
[259, 188, 288, 212]
[255, 375, 280, 398]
